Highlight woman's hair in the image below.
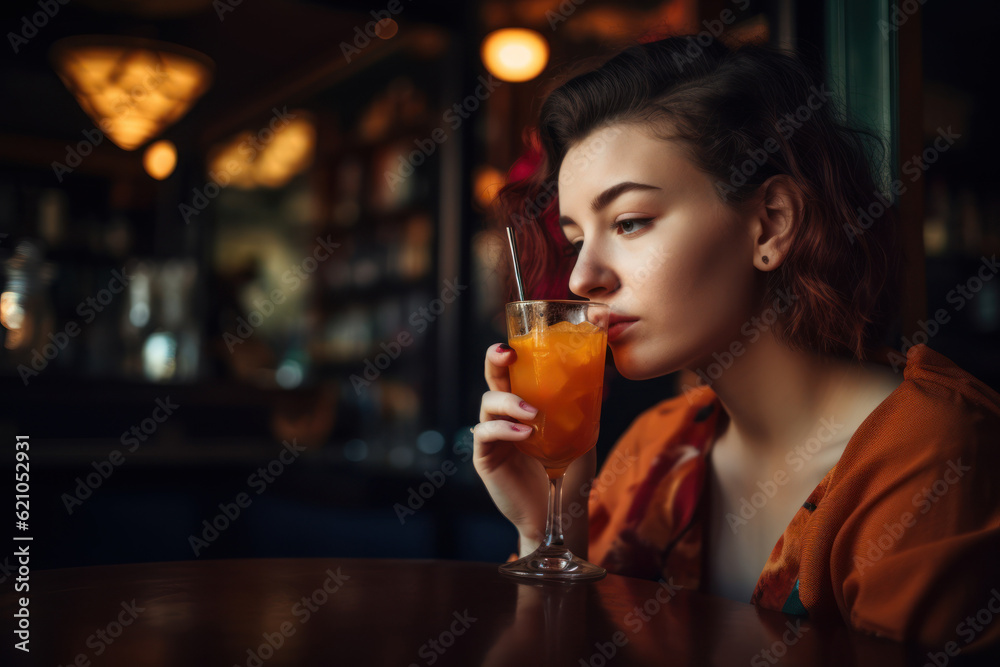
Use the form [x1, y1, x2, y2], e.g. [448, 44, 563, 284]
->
[495, 35, 904, 361]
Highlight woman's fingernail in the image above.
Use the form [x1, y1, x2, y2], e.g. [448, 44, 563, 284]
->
[498, 343, 513, 352]
[511, 423, 531, 432]
[519, 401, 537, 415]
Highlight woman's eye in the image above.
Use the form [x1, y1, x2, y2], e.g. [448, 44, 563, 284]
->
[613, 218, 654, 235]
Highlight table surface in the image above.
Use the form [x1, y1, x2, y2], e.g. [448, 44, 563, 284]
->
[1, 557, 994, 666]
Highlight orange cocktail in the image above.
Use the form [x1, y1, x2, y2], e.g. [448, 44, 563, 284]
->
[500, 300, 609, 581]
[508, 320, 607, 477]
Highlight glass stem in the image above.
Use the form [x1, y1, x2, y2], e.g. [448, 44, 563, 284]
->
[543, 473, 565, 548]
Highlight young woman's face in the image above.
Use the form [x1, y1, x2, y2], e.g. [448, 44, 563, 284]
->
[557, 123, 760, 380]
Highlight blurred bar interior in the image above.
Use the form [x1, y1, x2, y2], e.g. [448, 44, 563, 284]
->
[1, 0, 997, 568]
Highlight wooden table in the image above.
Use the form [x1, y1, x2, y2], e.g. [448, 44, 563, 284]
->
[0, 558, 988, 666]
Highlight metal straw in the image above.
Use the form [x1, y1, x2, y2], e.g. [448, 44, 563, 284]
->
[506, 226, 526, 301]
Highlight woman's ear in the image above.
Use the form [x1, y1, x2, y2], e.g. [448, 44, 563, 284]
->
[747, 175, 803, 271]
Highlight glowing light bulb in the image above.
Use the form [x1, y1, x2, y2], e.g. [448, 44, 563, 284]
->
[481, 29, 549, 82]
[143, 139, 177, 180]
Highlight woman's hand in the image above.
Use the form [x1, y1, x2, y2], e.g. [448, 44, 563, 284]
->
[472, 343, 594, 557]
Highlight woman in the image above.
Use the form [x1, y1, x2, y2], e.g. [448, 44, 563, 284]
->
[471, 35, 1000, 650]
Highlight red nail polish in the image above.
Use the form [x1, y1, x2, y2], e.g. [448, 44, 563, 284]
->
[511, 423, 529, 432]
[498, 343, 513, 352]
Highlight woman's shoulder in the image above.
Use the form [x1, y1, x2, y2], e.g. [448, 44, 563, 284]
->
[837, 343, 1000, 479]
[888, 343, 1000, 416]
[609, 384, 721, 465]
[591, 384, 721, 561]
[618, 384, 718, 437]
[881, 343, 997, 434]
[809, 345, 1000, 647]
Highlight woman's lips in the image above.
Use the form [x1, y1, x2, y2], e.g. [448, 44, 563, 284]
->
[608, 317, 638, 342]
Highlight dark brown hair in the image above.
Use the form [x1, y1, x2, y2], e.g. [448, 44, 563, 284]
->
[496, 35, 904, 361]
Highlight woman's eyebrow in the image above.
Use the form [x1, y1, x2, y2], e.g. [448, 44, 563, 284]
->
[559, 181, 661, 227]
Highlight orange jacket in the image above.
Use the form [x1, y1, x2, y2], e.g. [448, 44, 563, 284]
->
[589, 343, 1000, 650]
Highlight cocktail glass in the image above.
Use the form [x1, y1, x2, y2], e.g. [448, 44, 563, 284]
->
[499, 300, 609, 581]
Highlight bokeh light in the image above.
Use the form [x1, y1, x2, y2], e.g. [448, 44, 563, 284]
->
[480, 28, 549, 82]
[143, 139, 177, 180]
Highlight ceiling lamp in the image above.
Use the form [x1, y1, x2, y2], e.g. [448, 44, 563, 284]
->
[481, 28, 549, 82]
[208, 114, 316, 189]
[50, 36, 214, 151]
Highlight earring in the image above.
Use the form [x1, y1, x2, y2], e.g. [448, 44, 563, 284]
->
[762, 255, 769, 265]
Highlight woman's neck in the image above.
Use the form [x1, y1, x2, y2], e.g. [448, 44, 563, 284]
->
[691, 330, 872, 457]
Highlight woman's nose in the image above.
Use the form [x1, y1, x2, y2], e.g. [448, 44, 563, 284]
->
[567, 243, 618, 299]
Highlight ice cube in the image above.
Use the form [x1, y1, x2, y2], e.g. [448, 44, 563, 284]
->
[536, 363, 570, 398]
[549, 400, 586, 437]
